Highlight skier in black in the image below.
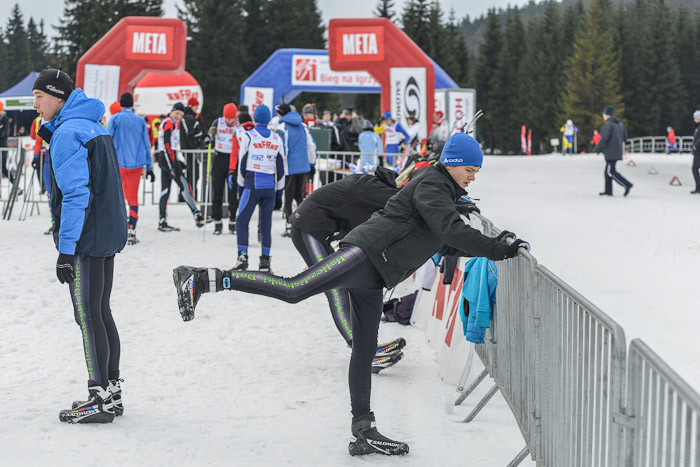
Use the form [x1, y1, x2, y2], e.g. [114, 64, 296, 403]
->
[33, 69, 127, 423]
[289, 165, 404, 372]
[173, 132, 529, 456]
[691, 110, 700, 194]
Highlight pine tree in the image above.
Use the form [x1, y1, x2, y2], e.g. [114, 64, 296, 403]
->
[27, 18, 49, 72]
[0, 28, 7, 91]
[401, 0, 431, 52]
[562, 0, 585, 60]
[475, 8, 502, 151]
[490, 9, 527, 153]
[425, 1, 445, 65]
[639, 0, 683, 135]
[374, 0, 396, 21]
[673, 7, 696, 135]
[241, 0, 268, 71]
[4, 4, 30, 86]
[179, 0, 248, 125]
[561, 0, 624, 150]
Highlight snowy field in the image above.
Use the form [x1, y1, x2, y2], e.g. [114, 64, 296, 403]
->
[1, 152, 697, 466]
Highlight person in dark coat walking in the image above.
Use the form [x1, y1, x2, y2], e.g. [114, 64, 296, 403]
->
[173, 132, 529, 456]
[691, 110, 700, 194]
[33, 69, 127, 424]
[593, 105, 633, 196]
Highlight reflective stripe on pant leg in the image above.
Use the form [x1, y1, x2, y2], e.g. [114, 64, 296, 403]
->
[300, 230, 353, 344]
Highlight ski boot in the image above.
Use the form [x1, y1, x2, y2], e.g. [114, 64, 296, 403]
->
[60, 384, 115, 424]
[228, 221, 236, 234]
[194, 211, 204, 228]
[173, 266, 211, 321]
[127, 227, 139, 245]
[213, 222, 223, 235]
[259, 254, 272, 273]
[348, 412, 409, 456]
[371, 351, 404, 374]
[72, 378, 124, 417]
[234, 252, 248, 270]
[281, 223, 291, 238]
[44, 220, 55, 236]
[375, 338, 406, 357]
[159, 218, 180, 232]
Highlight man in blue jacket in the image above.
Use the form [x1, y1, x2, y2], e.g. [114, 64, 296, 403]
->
[275, 104, 316, 234]
[108, 92, 154, 245]
[33, 69, 127, 424]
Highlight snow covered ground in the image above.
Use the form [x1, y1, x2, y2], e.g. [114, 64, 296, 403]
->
[1, 151, 697, 466]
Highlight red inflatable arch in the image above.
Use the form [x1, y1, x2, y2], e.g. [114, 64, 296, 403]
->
[328, 18, 434, 138]
[75, 17, 187, 99]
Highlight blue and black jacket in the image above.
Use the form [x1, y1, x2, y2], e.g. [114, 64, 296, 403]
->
[39, 88, 127, 257]
[107, 108, 152, 170]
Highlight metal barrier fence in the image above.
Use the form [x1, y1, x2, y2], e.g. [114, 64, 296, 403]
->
[460, 213, 700, 466]
[625, 136, 693, 153]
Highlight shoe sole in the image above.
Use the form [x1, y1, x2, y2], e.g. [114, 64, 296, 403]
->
[371, 351, 404, 374]
[173, 268, 195, 322]
[375, 337, 407, 357]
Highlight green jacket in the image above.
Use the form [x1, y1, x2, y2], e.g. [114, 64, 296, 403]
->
[341, 163, 509, 288]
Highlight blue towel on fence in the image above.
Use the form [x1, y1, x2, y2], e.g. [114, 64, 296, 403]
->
[460, 257, 498, 343]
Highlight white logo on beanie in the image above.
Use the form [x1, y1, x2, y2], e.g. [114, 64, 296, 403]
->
[443, 158, 464, 163]
[46, 84, 65, 95]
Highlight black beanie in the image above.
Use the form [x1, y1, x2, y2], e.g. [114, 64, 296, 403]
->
[238, 111, 252, 124]
[604, 105, 614, 116]
[119, 92, 134, 108]
[33, 69, 73, 99]
[172, 102, 185, 113]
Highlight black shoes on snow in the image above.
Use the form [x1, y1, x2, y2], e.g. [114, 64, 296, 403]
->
[599, 192, 612, 196]
[691, 189, 700, 194]
[375, 337, 406, 357]
[348, 412, 409, 456]
[234, 253, 249, 270]
[127, 227, 139, 245]
[60, 384, 115, 424]
[624, 184, 633, 197]
[214, 222, 223, 235]
[259, 255, 272, 273]
[71, 378, 124, 417]
[228, 221, 236, 234]
[372, 351, 404, 374]
[194, 211, 205, 228]
[44, 220, 55, 236]
[173, 266, 209, 321]
[159, 218, 180, 232]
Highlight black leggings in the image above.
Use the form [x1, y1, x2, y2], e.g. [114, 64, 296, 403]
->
[158, 152, 198, 219]
[290, 226, 353, 344]
[68, 256, 120, 388]
[283, 172, 307, 221]
[210, 152, 237, 222]
[220, 245, 383, 416]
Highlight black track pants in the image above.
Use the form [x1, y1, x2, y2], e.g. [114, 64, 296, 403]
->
[210, 151, 232, 222]
[283, 172, 308, 220]
[692, 154, 700, 191]
[159, 152, 198, 219]
[220, 245, 383, 416]
[290, 226, 353, 344]
[68, 256, 120, 388]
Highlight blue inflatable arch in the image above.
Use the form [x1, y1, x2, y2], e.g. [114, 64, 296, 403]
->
[240, 48, 457, 107]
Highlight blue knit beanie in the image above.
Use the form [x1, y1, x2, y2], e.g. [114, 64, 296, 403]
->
[253, 105, 271, 124]
[440, 133, 483, 167]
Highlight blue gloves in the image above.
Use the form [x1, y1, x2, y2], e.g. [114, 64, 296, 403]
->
[228, 171, 235, 190]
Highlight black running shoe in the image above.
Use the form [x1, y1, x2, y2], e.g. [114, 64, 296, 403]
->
[371, 351, 404, 374]
[60, 385, 115, 424]
[228, 221, 236, 234]
[375, 338, 406, 357]
[194, 212, 204, 228]
[348, 413, 409, 456]
[259, 254, 271, 273]
[159, 218, 180, 232]
[624, 184, 633, 197]
[213, 222, 223, 235]
[44, 220, 55, 235]
[173, 266, 208, 321]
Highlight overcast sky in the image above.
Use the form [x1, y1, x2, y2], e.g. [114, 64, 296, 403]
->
[1, 0, 536, 37]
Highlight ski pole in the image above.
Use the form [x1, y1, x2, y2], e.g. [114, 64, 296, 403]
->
[202, 142, 212, 242]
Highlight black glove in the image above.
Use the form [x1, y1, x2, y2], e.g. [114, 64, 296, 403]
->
[496, 230, 516, 242]
[274, 191, 283, 211]
[31, 157, 40, 170]
[147, 170, 155, 183]
[56, 253, 76, 284]
[455, 198, 480, 217]
[504, 239, 530, 259]
[203, 135, 212, 147]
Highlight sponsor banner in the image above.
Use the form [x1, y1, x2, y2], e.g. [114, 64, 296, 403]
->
[242, 87, 274, 115]
[124, 25, 175, 61]
[291, 54, 379, 88]
[390, 67, 427, 139]
[333, 26, 385, 63]
[133, 84, 203, 117]
[448, 90, 475, 133]
[434, 91, 446, 118]
[83, 64, 121, 114]
[411, 258, 474, 387]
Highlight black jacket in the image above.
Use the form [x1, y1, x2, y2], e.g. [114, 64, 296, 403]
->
[180, 107, 203, 149]
[693, 123, 700, 157]
[290, 165, 399, 243]
[0, 112, 8, 140]
[593, 117, 627, 161]
[341, 164, 508, 288]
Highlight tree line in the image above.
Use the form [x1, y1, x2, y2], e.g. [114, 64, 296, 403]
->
[1, 0, 697, 153]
